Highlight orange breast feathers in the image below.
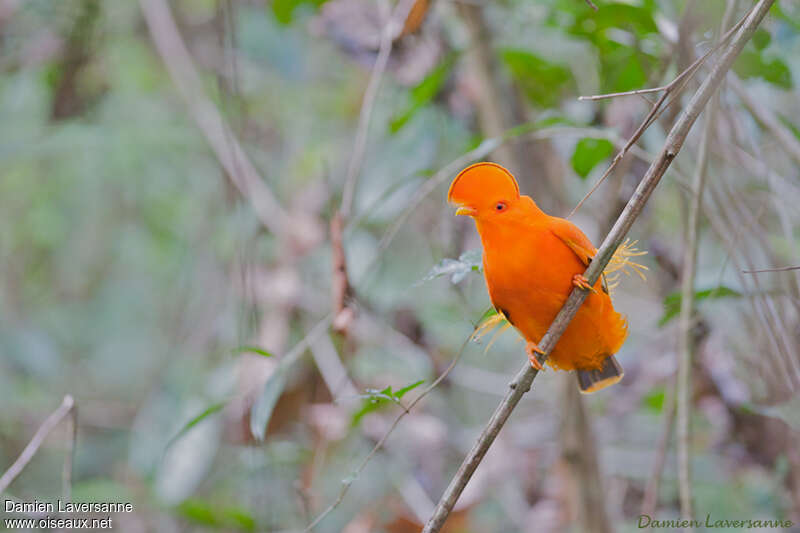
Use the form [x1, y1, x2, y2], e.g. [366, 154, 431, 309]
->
[447, 162, 628, 378]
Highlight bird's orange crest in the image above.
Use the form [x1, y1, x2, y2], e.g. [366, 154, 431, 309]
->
[447, 162, 520, 209]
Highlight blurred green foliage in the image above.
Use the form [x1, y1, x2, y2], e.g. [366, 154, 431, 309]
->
[0, 0, 798, 531]
[502, 49, 574, 108]
[571, 137, 615, 178]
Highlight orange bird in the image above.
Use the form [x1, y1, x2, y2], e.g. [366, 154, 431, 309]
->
[448, 162, 628, 393]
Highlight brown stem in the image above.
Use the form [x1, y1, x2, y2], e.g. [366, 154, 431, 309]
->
[340, 0, 415, 219]
[743, 266, 800, 274]
[559, 378, 610, 533]
[0, 396, 76, 495]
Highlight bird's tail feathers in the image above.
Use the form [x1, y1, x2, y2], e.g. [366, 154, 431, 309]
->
[576, 354, 624, 393]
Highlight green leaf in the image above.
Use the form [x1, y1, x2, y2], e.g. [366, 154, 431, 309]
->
[501, 49, 573, 107]
[390, 54, 457, 133]
[231, 346, 274, 357]
[609, 48, 647, 93]
[178, 499, 218, 527]
[752, 28, 771, 51]
[351, 379, 424, 427]
[477, 307, 499, 325]
[423, 250, 482, 284]
[166, 402, 226, 450]
[734, 49, 793, 89]
[571, 3, 658, 37]
[271, 0, 327, 25]
[771, 3, 800, 32]
[642, 388, 665, 413]
[394, 379, 425, 399]
[177, 499, 257, 531]
[571, 138, 614, 178]
[659, 286, 741, 327]
[222, 508, 257, 532]
[250, 367, 288, 440]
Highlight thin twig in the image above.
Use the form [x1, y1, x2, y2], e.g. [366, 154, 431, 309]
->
[705, 185, 799, 394]
[676, 87, 716, 525]
[421, 2, 774, 530]
[584, 0, 598, 11]
[0, 395, 76, 495]
[138, 0, 291, 240]
[340, 0, 413, 219]
[304, 339, 469, 531]
[743, 265, 800, 274]
[334, 0, 415, 334]
[675, 1, 737, 518]
[578, 86, 666, 101]
[330, 212, 355, 334]
[568, 6, 752, 218]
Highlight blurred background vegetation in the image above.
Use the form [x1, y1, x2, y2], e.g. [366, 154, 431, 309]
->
[1, 0, 799, 531]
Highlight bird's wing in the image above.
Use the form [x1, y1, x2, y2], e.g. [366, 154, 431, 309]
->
[550, 217, 610, 294]
[549, 217, 597, 266]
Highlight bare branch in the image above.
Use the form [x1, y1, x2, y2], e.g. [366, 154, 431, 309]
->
[340, 0, 414, 219]
[421, 1, 775, 530]
[334, 0, 416, 334]
[743, 266, 800, 274]
[584, 0, 599, 11]
[578, 86, 665, 101]
[138, 0, 291, 239]
[676, 87, 715, 523]
[330, 212, 355, 334]
[0, 395, 76, 495]
[676, 1, 739, 518]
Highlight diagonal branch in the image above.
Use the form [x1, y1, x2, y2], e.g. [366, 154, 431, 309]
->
[340, 0, 415, 219]
[139, 0, 291, 240]
[421, 1, 774, 530]
[743, 265, 800, 274]
[0, 395, 76, 495]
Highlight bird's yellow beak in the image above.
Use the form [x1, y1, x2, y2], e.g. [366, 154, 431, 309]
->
[455, 206, 477, 217]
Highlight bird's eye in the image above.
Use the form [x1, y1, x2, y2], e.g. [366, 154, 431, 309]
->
[495, 202, 507, 212]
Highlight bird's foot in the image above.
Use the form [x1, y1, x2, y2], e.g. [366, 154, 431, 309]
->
[572, 274, 597, 293]
[526, 341, 546, 371]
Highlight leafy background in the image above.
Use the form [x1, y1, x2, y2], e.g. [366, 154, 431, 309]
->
[1, 0, 799, 531]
